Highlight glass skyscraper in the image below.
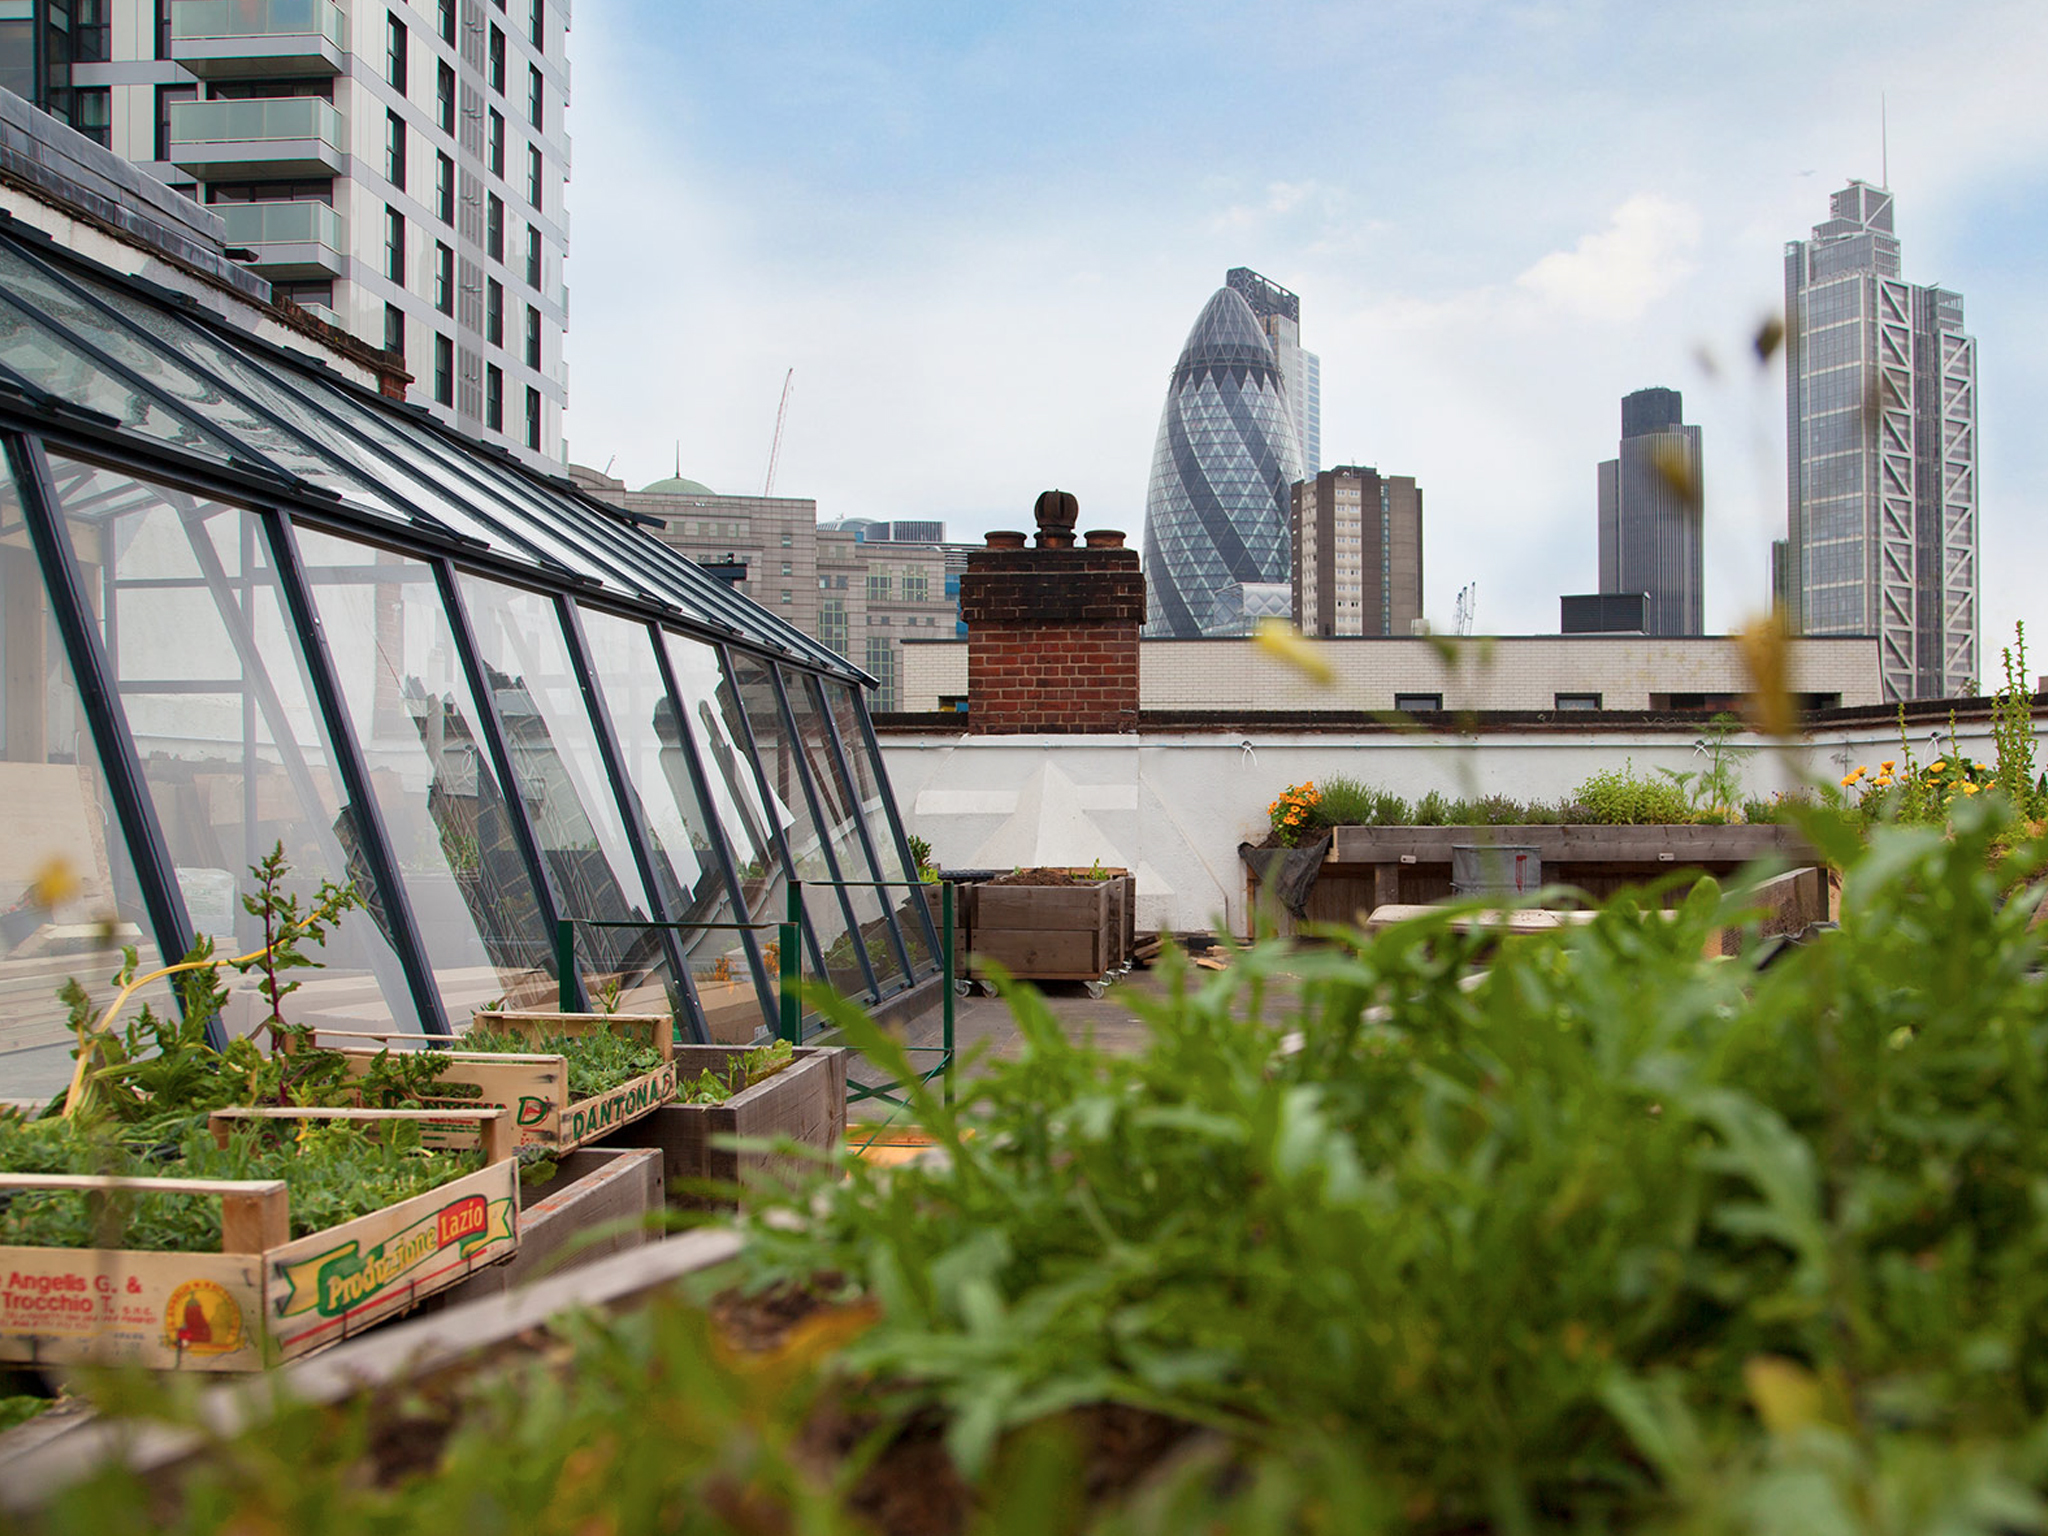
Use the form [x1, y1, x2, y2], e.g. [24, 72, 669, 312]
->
[1142, 286, 1304, 638]
[1777, 181, 1977, 701]
[1597, 387, 1703, 637]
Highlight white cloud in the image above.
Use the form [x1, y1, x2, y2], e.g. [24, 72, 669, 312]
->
[1513, 195, 1703, 321]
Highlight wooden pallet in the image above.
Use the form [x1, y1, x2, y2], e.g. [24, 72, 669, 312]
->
[316, 1012, 677, 1152]
[0, 1106, 518, 1372]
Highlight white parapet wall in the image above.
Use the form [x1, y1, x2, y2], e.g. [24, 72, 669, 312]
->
[880, 715, 2044, 937]
[897, 634, 1883, 715]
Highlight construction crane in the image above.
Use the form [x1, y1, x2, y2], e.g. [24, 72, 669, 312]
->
[761, 368, 794, 497]
[1453, 582, 1476, 636]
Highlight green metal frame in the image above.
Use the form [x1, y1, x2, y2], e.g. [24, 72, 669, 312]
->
[551, 879, 956, 1108]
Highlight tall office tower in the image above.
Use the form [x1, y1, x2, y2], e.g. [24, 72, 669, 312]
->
[1227, 267, 1318, 474]
[1141, 285, 1304, 637]
[1291, 466, 1422, 638]
[1778, 181, 1977, 701]
[1595, 386, 1703, 637]
[0, 0, 570, 471]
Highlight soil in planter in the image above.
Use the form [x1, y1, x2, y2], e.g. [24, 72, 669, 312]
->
[710, 1280, 1200, 1536]
[984, 868, 1111, 887]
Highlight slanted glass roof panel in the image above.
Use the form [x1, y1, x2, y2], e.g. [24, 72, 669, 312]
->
[457, 575, 678, 1011]
[0, 464, 177, 1099]
[825, 679, 933, 978]
[0, 283, 229, 461]
[580, 607, 772, 1041]
[293, 528, 559, 1016]
[43, 454, 416, 1034]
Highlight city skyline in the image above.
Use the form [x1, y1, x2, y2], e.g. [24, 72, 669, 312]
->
[563, 2, 2047, 656]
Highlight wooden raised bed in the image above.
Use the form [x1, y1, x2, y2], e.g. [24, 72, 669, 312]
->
[0, 1106, 519, 1372]
[965, 873, 1121, 982]
[1252, 824, 1821, 931]
[318, 1011, 677, 1152]
[594, 1044, 848, 1209]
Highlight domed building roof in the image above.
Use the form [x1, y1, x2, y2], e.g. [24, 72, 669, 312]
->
[1141, 288, 1304, 638]
[639, 474, 717, 496]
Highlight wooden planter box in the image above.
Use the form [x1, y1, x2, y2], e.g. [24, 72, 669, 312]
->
[0, 1106, 519, 1372]
[1250, 824, 1822, 934]
[320, 1012, 677, 1153]
[594, 1044, 848, 1209]
[965, 874, 1119, 982]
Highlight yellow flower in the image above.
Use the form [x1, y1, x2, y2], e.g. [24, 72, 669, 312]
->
[1962, 782, 1980, 795]
[1930, 760, 1947, 773]
[1880, 761, 1895, 772]
[1840, 775, 1857, 788]
[1874, 775, 1894, 787]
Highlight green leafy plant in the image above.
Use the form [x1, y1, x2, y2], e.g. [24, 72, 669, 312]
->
[1569, 759, 1694, 824]
[677, 1038, 793, 1105]
[460, 1023, 666, 1099]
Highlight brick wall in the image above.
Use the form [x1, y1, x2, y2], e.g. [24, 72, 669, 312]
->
[959, 543, 1144, 733]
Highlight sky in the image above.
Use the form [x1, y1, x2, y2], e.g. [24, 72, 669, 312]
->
[561, 0, 2048, 661]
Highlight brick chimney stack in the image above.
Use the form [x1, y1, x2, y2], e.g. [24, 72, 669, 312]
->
[958, 491, 1145, 733]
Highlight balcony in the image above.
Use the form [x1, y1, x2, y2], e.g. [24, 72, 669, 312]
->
[170, 96, 346, 182]
[216, 199, 346, 280]
[169, 0, 347, 78]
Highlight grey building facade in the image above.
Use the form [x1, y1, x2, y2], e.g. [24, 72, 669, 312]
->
[1776, 181, 1977, 701]
[1141, 285, 1304, 638]
[1595, 386, 1703, 637]
[0, 0, 570, 472]
[1292, 466, 1423, 638]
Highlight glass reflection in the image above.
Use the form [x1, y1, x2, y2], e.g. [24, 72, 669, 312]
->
[0, 468, 172, 1100]
[457, 578, 676, 1015]
[581, 609, 771, 1041]
[294, 529, 555, 1019]
[43, 456, 414, 1039]
[824, 679, 934, 978]
[780, 668, 906, 990]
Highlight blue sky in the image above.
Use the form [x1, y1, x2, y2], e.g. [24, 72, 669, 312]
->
[563, 1, 2048, 657]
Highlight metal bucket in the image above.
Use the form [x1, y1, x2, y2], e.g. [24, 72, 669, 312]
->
[1450, 844, 1541, 898]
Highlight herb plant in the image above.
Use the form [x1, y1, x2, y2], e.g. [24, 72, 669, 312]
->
[460, 1023, 667, 1099]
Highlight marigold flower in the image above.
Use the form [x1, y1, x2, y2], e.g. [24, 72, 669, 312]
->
[1930, 760, 1947, 772]
[1881, 761, 1895, 772]
[1840, 775, 1857, 788]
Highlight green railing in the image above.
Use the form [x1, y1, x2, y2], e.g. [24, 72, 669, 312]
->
[551, 877, 956, 1107]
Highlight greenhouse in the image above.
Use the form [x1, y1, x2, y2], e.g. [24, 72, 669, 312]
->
[0, 220, 938, 1099]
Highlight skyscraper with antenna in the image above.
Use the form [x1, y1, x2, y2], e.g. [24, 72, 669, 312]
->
[1775, 180, 1978, 701]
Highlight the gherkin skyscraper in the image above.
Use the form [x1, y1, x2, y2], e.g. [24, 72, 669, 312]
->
[1141, 287, 1304, 638]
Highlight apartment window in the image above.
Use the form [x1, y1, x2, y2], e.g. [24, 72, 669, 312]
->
[485, 194, 503, 261]
[1393, 693, 1442, 713]
[528, 0, 543, 46]
[386, 12, 407, 92]
[384, 207, 405, 282]
[488, 25, 505, 92]
[434, 243, 454, 315]
[780, 592, 792, 605]
[485, 279, 503, 346]
[487, 109, 504, 176]
[383, 303, 403, 356]
[902, 573, 929, 603]
[523, 305, 539, 367]
[1554, 693, 1603, 712]
[154, 83, 195, 162]
[781, 563, 793, 578]
[437, 0, 455, 45]
[485, 364, 503, 430]
[524, 386, 540, 451]
[435, 151, 454, 223]
[433, 334, 453, 405]
[385, 111, 406, 189]
[73, 0, 109, 60]
[155, 0, 171, 58]
[525, 144, 542, 208]
[527, 64, 542, 128]
[867, 574, 890, 602]
[781, 533, 793, 548]
[436, 62, 455, 133]
[270, 278, 333, 309]
[71, 89, 111, 148]
[524, 226, 541, 286]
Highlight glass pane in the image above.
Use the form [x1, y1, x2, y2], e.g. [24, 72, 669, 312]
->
[457, 576, 677, 1015]
[0, 246, 368, 504]
[0, 463, 174, 1102]
[824, 679, 934, 978]
[780, 667, 906, 988]
[0, 290, 228, 462]
[294, 529, 555, 1019]
[581, 609, 770, 1042]
[44, 455, 414, 1039]
[725, 648, 866, 997]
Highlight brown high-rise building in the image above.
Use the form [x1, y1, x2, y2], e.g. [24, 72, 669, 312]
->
[1291, 466, 1423, 637]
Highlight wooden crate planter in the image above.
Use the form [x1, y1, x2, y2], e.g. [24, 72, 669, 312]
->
[594, 1044, 848, 1209]
[0, 1106, 519, 1372]
[319, 1012, 677, 1152]
[965, 874, 1119, 982]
